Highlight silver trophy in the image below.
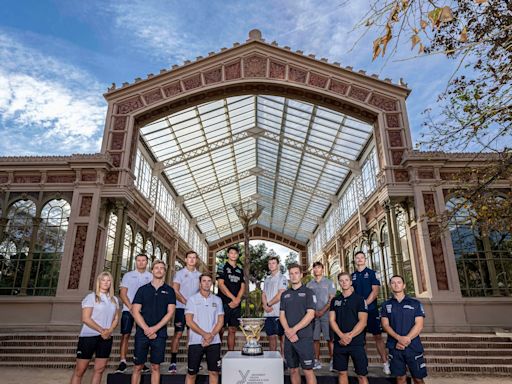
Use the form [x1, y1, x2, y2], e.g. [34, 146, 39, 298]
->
[239, 318, 265, 356]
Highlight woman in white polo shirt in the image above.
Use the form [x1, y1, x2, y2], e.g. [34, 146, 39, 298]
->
[71, 272, 120, 384]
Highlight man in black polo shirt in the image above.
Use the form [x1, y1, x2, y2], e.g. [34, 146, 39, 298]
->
[131, 260, 176, 384]
[280, 263, 317, 384]
[217, 245, 245, 351]
[329, 272, 368, 384]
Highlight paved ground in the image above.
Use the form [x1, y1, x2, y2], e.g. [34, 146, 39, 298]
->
[1, 367, 512, 384]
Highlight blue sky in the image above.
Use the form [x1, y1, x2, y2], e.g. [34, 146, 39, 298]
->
[0, 0, 458, 156]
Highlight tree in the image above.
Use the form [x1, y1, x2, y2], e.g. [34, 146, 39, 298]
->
[360, 0, 512, 230]
[284, 251, 298, 270]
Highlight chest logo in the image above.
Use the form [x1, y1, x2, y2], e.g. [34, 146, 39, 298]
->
[284, 294, 291, 299]
[403, 305, 415, 310]
[364, 272, 369, 278]
[386, 304, 392, 313]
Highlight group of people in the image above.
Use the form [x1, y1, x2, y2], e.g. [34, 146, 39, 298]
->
[70, 247, 427, 384]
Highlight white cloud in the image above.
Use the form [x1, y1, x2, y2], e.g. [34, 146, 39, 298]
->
[0, 32, 106, 156]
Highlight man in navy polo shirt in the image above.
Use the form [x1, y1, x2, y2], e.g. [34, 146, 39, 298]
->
[131, 260, 176, 384]
[381, 275, 427, 384]
[280, 263, 317, 384]
[330, 272, 368, 384]
[351, 251, 390, 374]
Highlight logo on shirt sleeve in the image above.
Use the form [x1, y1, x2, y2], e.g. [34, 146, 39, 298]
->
[386, 304, 392, 313]
[312, 294, 317, 304]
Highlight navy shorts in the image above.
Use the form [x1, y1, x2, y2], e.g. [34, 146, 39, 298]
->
[76, 336, 113, 359]
[284, 337, 315, 370]
[333, 344, 368, 376]
[120, 311, 135, 335]
[133, 336, 167, 365]
[388, 348, 427, 379]
[187, 343, 221, 374]
[223, 304, 241, 328]
[174, 308, 186, 333]
[366, 308, 382, 335]
[264, 317, 284, 337]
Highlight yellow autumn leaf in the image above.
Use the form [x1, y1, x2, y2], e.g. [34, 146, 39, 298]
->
[474, 0, 487, 3]
[460, 26, 468, 42]
[420, 19, 428, 30]
[428, 8, 442, 28]
[372, 37, 382, 61]
[418, 43, 425, 54]
[411, 34, 421, 49]
[440, 6, 454, 23]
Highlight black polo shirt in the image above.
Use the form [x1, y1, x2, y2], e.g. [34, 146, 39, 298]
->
[216, 262, 245, 305]
[279, 284, 316, 339]
[329, 292, 368, 347]
[133, 282, 176, 338]
[380, 295, 425, 352]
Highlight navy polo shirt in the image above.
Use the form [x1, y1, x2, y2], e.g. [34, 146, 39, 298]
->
[380, 295, 425, 352]
[351, 267, 380, 311]
[329, 292, 368, 347]
[280, 284, 316, 339]
[133, 282, 176, 338]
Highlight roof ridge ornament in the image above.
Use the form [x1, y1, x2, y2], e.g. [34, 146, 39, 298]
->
[247, 29, 263, 42]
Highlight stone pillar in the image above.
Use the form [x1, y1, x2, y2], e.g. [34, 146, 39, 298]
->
[389, 203, 404, 276]
[383, 202, 398, 275]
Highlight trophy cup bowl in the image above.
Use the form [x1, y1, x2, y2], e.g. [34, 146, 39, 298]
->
[239, 318, 265, 356]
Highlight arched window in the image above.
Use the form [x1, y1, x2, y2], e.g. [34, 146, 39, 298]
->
[132, 232, 144, 269]
[447, 197, 511, 297]
[154, 246, 162, 260]
[381, 224, 393, 287]
[370, 233, 387, 299]
[175, 258, 184, 272]
[396, 210, 414, 296]
[0, 200, 36, 295]
[104, 212, 117, 273]
[122, 224, 133, 274]
[33, 199, 70, 295]
[145, 240, 154, 260]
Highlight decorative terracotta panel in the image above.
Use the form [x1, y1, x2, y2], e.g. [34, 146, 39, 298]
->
[105, 171, 119, 185]
[163, 82, 182, 97]
[81, 171, 96, 182]
[204, 67, 222, 84]
[369, 94, 398, 111]
[14, 175, 41, 183]
[0, 175, 7, 183]
[113, 116, 127, 131]
[68, 225, 88, 289]
[329, 79, 349, 95]
[89, 228, 102, 290]
[428, 224, 449, 290]
[385, 113, 401, 128]
[182, 74, 202, 90]
[117, 96, 144, 115]
[46, 174, 75, 183]
[110, 132, 124, 150]
[440, 172, 457, 181]
[269, 61, 286, 79]
[394, 169, 409, 182]
[243, 55, 267, 77]
[288, 67, 307, 83]
[224, 61, 241, 80]
[391, 150, 404, 165]
[348, 86, 370, 102]
[388, 131, 403, 147]
[143, 89, 163, 105]
[308, 73, 328, 88]
[411, 227, 427, 293]
[422, 193, 436, 215]
[418, 170, 435, 180]
[79, 196, 93, 217]
[110, 153, 121, 168]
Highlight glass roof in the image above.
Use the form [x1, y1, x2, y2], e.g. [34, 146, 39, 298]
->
[140, 95, 373, 243]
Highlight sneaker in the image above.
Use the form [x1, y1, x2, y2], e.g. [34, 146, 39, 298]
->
[383, 361, 391, 375]
[168, 363, 177, 374]
[142, 364, 151, 373]
[329, 360, 335, 372]
[313, 359, 322, 370]
[115, 361, 127, 373]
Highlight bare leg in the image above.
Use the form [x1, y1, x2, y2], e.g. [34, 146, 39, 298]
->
[91, 358, 108, 384]
[357, 375, 369, 384]
[396, 376, 408, 384]
[328, 339, 334, 359]
[208, 371, 219, 384]
[171, 331, 182, 354]
[268, 335, 277, 351]
[150, 364, 160, 384]
[70, 359, 89, 384]
[314, 340, 320, 360]
[303, 368, 317, 384]
[338, 371, 349, 384]
[227, 326, 237, 351]
[289, 368, 301, 384]
[130, 364, 142, 384]
[185, 374, 196, 384]
[279, 335, 284, 357]
[373, 334, 387, 363]
[412, 379, 425, 384]
[120, 334, 130, 362]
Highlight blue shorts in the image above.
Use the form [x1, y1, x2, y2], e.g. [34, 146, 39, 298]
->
[366, 308, 382, 335]
[388, 348, 427, 379]
[333, 344, 368, 376]
[120, 311, 135, 335]
[133, 336, 167, 365]
[284, 337, 315, 370]
[223, 304, 241, 328]
[264, 317, 284, 337]
[174, 308, 186, 333]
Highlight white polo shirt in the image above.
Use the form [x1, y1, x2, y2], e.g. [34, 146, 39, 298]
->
[263, 272, 288, 317]
[173, 267, 201, 309]
[80, 292, 119, 337]
[185, 292, 224, 345]
[119, 270, 153, 312]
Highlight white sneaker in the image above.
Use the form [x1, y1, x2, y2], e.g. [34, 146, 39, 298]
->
[313, 359, 322, 370]
[329, 359, 335, 372]
[383, 361, 391, 375]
